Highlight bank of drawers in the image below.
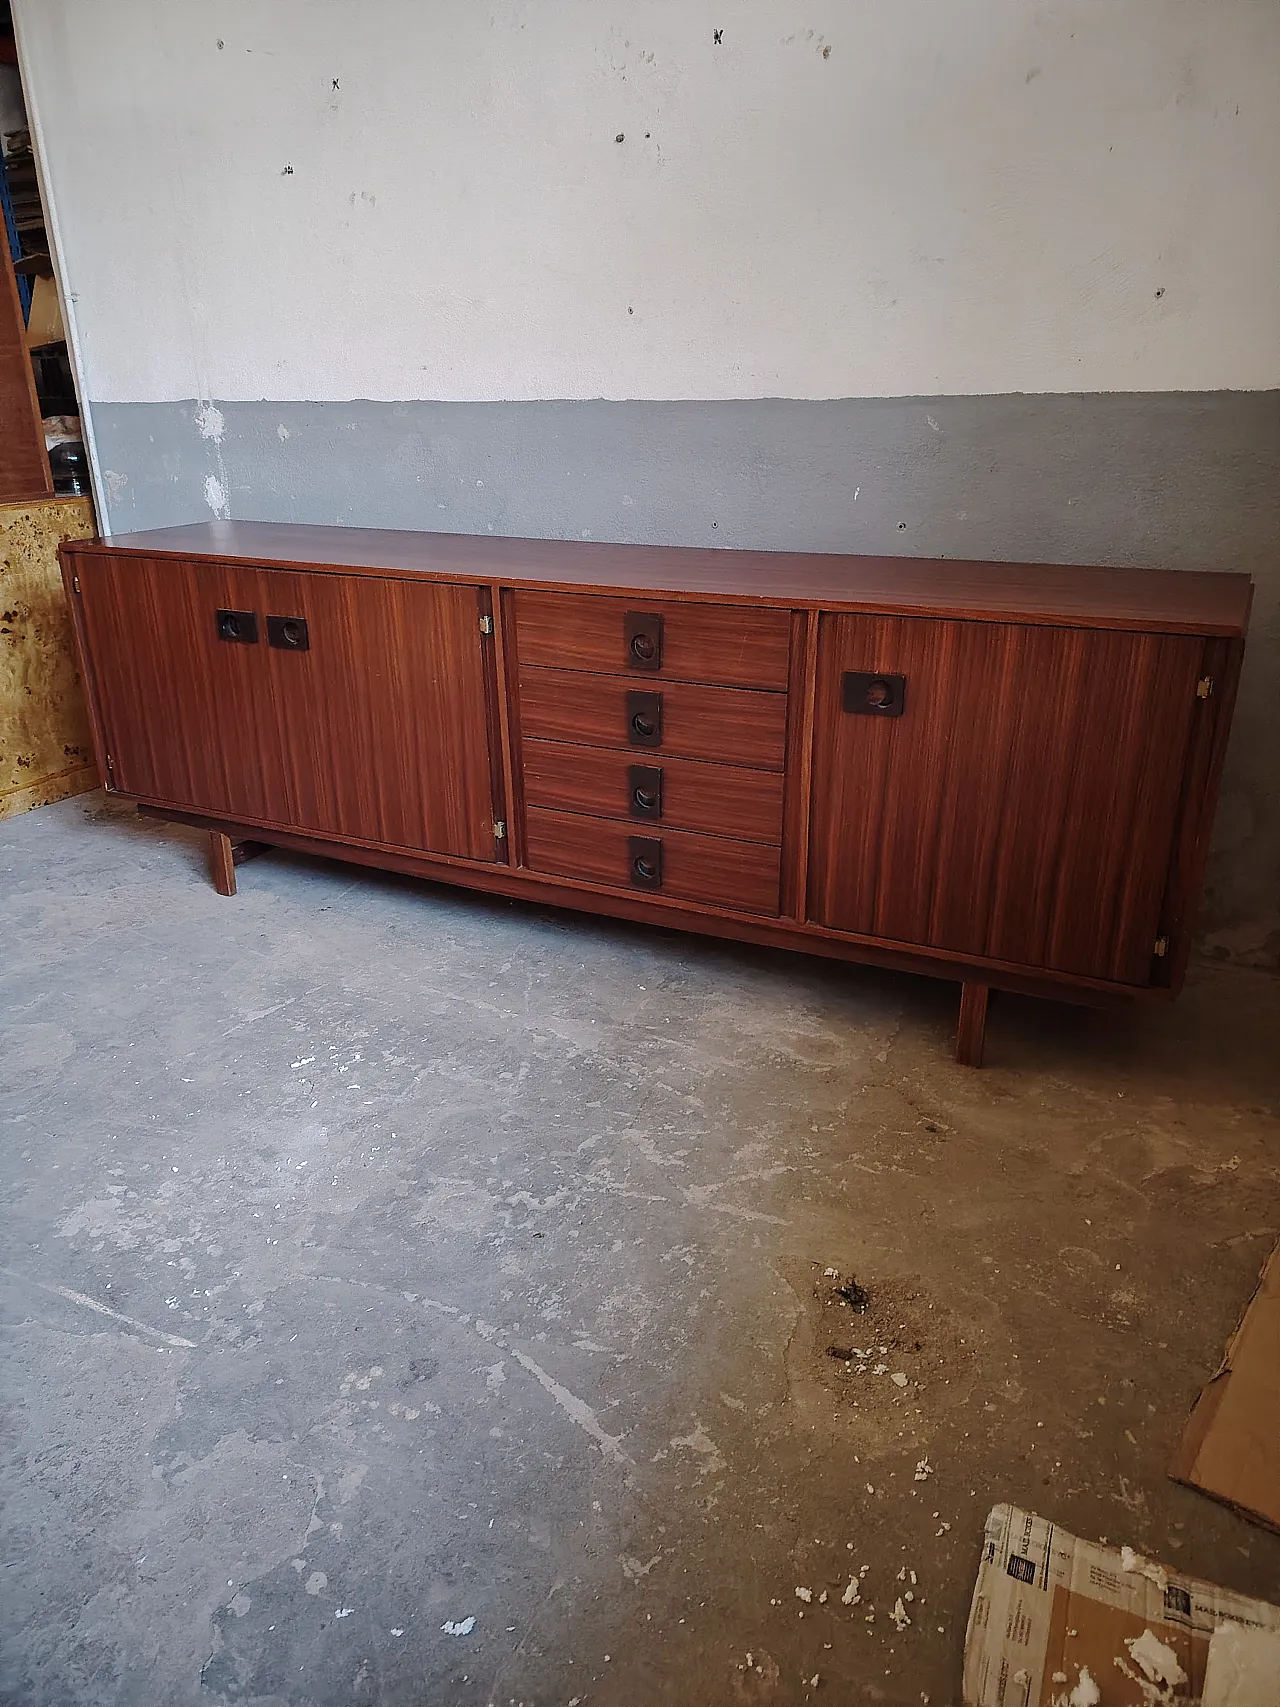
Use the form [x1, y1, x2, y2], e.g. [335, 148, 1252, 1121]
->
[513, 592, 789, 915]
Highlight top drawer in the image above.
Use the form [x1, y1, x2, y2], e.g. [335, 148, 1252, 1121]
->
[513, 591, 791, 690]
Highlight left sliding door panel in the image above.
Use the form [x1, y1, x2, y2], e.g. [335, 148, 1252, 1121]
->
[75, 554, 501, 863]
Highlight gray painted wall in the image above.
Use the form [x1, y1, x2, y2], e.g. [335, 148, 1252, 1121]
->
[91, 391, 1279, 967]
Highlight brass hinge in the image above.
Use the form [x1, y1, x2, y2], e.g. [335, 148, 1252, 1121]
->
[1196, 677, 1213, 700]
[105, 753, 115, 781]
[479, 615, 494, 636]
[1153, 936, 1170, 957]
[72, 573, 80, 593]
[492, 819, 506, 840]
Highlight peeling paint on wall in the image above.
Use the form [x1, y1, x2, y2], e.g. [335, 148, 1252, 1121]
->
[195, 400, 226, 443]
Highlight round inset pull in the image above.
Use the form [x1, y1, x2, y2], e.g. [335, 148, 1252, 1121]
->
[633, 856, 657, 881]
[630, 632, 657, 662]
[219, 613, 240, 640]
[631, 713, 655, 738]
[633, 788, 658, 812]
[864, 678, 894, 709]
[281, 620, 302, 647]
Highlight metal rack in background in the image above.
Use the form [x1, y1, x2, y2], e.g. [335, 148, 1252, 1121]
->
[0, 142, 31, 320]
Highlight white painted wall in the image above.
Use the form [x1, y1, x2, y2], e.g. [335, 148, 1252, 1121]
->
[15, 0, 1280, 404]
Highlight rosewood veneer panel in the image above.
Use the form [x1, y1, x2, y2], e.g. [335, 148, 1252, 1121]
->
[513, 590, 791, 688]
[253, 569, 497, 860]
[75, 553, 499, 861]
[525, 807, 781, 916]
[518, 668, 788, 770]
[92, 521, 1252, 636]
[807, 613, 1204, 983]
[75, 554, 290, 819]
[521, 740, 785, 844]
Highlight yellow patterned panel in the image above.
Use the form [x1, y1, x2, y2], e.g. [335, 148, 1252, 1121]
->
[0, 496, 98, 819]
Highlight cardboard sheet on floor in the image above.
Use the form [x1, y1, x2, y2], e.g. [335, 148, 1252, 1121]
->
[962, 1503, 1280, 1706]
[1170, 1239, 1280, 1532]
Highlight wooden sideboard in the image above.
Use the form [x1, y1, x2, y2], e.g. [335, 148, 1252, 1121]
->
[60, 522, 1252, 1065]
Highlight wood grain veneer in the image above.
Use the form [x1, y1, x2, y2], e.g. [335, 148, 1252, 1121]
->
[82, 521, 1253, 637]
[521, 740, 785, 844]
[525, 806, 782, 916]
[71, 553, 499, 861]
[807, 612, 1205, 983]
[512, 589, 791, 688]
[518, 667, 788, 770]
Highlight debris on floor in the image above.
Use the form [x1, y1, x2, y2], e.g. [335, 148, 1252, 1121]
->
[962, 1504, 1280, 1706]
[833, 1276, 871, 1312]
[1171, 1239, 1280, 1532]
[797, 1261, 974, 1424]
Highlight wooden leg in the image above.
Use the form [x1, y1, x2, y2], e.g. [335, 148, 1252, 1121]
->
[955, 981, 989, 1067]
[209, 830, 237, 896]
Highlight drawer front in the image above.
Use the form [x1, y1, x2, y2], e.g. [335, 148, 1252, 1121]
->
[514, 591, 791, 689]
[522, 739, 784, 843]
[525, 808, 782, 916]
[518, 667, 787, 769]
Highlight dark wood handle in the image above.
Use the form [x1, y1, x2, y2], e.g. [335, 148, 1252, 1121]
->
[625, 690, 664, 747]
[267, 614, 310, 651]
[842, 670, 906, 716]
[624, 611, 663, 671]
[626, 762, 664, 820]
[627, 834, 663, 888]
[215, 609, 258, 644]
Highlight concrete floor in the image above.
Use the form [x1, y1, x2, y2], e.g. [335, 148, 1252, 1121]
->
[2, 791, 1279, 1707]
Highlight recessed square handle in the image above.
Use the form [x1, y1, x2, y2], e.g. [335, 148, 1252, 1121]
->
[627, 764, 663, 820]
[628, 835, 663, 889]
[842, 671, 906, 716]
[267, 615, 309, 651]
[626, 689, 663, 747]
[624, 611, 663, 671]
[215, 609, 258, 644]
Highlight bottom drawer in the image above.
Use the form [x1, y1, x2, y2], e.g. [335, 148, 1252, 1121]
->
[524, 808, 781, 916]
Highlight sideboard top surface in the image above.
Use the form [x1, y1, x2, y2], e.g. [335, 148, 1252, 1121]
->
[78, 520, 1254, 636]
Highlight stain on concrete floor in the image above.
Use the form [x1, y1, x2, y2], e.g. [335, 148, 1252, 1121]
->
[2, 792, 1278, 1705]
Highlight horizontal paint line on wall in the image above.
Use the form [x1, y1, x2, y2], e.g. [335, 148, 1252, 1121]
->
[87, 392, 1279, 566]
[84, 388, 1280, 407]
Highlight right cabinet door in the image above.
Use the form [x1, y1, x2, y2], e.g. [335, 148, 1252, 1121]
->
[807, 613, 1204, 984]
